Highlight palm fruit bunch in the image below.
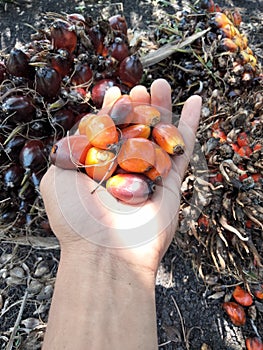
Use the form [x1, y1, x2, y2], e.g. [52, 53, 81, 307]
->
[144, 1, 262, 280]
[50, 96, 185, 205]
[150, 0, 261, 103]
[0, 12, 144, 228]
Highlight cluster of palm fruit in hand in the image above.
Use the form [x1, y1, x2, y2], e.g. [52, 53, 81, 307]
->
[51, 95, 185, 205]
[0, 12, 144, 226]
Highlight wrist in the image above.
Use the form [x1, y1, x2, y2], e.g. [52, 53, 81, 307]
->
[60, 244, 156, 290]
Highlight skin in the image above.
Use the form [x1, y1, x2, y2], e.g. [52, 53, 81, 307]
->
[40, 79, 202, 350]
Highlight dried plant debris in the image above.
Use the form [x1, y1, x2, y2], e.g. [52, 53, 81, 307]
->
[142, 1, 262, 284]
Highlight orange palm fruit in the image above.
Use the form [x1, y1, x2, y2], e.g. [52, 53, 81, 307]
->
[85, 147, 117, 181]
[117, 137, 155, 173]
[152, 122, 185, 155]
[121, 124, 151, 139]
[232, 285, 253, 306]
[237, 51, 257, 67]
[219, 24, 239, 39]
[131, 105, 161, 126]
[80, 113, 118, 149]
[222, 301, 246, 326]
[245, 337, 263, 350]
[212, 12, 232, 28]
[50, 135, 91, 169]
[106, 173, 156, 204]
[232, 35, 248, 50]
[145, 143, 172, 182]
[78, 113, 93, 135]
[218, 38, 239, 52]
[109, 94, 134, 127]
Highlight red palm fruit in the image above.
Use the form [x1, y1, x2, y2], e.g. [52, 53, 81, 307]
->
[117, 138, 155, 173]
[91, 79, 116, 108]
[50, 20, 77, 53]
[209, 173, 223, 184]
[145, 143, 172, 182]
[50, 49, 73, 77]
[231, 143, 240, 153]
[237, 146, 252, 157]
[85, 147, 117, 181]
[50, 135, 91, 169]
[106, 173, 155, 205]
[253, 285, 263, 300]
[121, 124, 151, 139]
[131, 105, 161, 126]
[109, 15, 128, 35]
[6, 48, 35, 79]
[51, 108, 76, 135]
[2, 95, 36, 123]
[19, 140, 46, 172]
[118, 55, 143, 87]
[152, 122, 185, 155]
[222, 302, 246, 326]
[218, 38, 238, 52]
[35, 67, 61, 99]
[71, 63, 93, 85]
[245, 337, 263, 350]
[232, 10, 242, 27]
[82, 114, 118, 149]
[109, 94, 133, 126]
[0, 62, 7, 82]
[212, 129, 227, 143]
[109, 37, 129, 62]
[232, 285, 253, 306]
[3, 164, 24, 189]
[88, 25, 105, 55]
[198, 215, 210, 232]
[237, 132, 249, 147]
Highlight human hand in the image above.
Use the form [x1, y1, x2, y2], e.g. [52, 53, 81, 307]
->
[40, 79, 202, 275]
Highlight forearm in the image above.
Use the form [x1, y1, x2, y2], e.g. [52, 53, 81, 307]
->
[42, 249, 158, 350]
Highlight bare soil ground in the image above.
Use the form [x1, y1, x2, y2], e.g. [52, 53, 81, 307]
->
[0, 1, 262, 349]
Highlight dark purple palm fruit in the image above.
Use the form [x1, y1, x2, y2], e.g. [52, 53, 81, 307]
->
[1, 95, 36, 123]
[35, 66, 62, 99]
[118, 54, 143, 87]
[19, 140, 47, 174]
[50, 20, 77, 54]
[0, 62, 7, 82]
[109, 15, 128, 36]
[109, 36, 129, 62]
[5, 48, 35, 80]
[91, 78, 116, 108]
[4, 135, 26, 161]
[70, 63, 93, 85]
[50, 108, 76, 136]
[50, 49, 74, 77]
[3, 164, 25, 189]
